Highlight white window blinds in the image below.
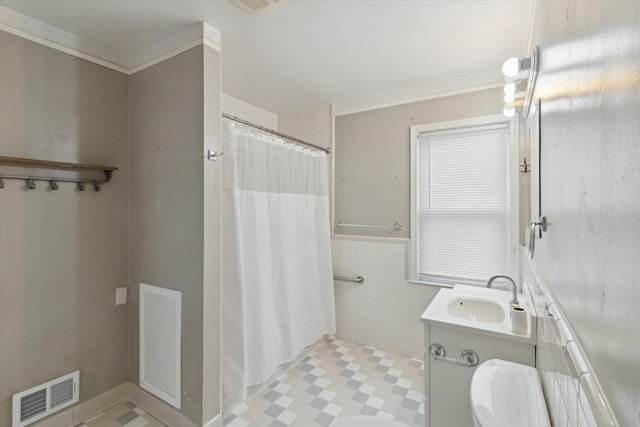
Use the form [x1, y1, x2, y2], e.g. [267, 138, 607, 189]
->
[416, 123, 509, 285]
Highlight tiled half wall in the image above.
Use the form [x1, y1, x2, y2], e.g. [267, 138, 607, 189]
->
[521, 250, 619, 427]
[331, 236, 439, 357]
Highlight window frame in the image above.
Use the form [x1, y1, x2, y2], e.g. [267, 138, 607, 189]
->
[409, 114, 519, 287]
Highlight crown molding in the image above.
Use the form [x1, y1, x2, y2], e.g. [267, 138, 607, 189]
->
[334, 70, 503, 116]
[127, 23, 221, 74]
[0, 6, 221, 75]
[0, 6, 129, 72]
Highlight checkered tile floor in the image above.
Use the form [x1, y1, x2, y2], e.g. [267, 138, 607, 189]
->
[223, 339, 425, 427]
[75, 401, 167, 427]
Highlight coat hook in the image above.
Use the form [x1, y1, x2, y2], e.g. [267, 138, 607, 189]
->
[27, 178, 36, 190]
[77, 182, 86, 191]
[94, 183, 101, 192]
[0, 177, 4, 189]
[50, 180, 59, 191]
[207, 150, 224, 161]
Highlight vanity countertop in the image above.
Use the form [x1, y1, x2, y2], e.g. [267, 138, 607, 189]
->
[420, 285, 537, 345]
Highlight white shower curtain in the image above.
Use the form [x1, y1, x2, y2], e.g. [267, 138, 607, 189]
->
[221, 118, 335, 409]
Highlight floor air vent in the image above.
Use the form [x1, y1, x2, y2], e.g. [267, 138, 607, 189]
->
[12, 371, 79, 427]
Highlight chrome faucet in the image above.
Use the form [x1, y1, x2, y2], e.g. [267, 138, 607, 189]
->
[486, 275, 519, 306]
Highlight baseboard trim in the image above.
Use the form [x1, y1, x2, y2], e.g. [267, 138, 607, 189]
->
[203, 413, 223, 427]
[34, 382, 223, 427]
[126, 382, 199, 427]
[32, 383, 128, 426]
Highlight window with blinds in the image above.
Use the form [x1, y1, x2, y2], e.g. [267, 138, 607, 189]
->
[414, 122, 511, 286]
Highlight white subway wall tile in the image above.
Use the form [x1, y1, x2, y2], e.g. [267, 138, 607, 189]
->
[279, 106, 331, 147]
[221, 94, 278, 129]
[577, 394, 598, 427]
[332, 237, 435, 357]
[524, 251, 618, 427]
[566, 375, 580, 427]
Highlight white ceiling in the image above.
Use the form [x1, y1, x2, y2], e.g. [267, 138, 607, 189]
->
[0, 0, 534, 114]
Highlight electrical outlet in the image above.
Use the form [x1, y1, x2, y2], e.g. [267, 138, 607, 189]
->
[115, 287, 128, 305]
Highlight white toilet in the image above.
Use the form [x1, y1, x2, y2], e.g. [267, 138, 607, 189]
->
[470, 359, 551, 427]
[330, 415, 409, 427]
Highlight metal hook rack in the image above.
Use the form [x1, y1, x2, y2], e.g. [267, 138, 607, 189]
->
[0, 156, 117, 192]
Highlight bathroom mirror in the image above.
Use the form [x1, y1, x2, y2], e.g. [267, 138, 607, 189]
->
[528, 98, 541, 222]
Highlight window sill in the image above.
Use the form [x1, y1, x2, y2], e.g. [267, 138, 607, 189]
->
[407, 279, 454, 289]
[408, 279, 492, 290]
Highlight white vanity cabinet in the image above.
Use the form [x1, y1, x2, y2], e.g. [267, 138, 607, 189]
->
[420, 285, 537, 427]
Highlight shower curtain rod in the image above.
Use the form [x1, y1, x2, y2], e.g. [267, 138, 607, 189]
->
[222, 113, 331, 154]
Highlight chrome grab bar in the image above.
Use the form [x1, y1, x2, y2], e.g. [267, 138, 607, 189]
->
[333, 275, 364, 284]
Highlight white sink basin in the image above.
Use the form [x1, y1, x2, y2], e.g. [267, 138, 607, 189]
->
[421, 285, 536, 344]
[447, 296, 506, 323]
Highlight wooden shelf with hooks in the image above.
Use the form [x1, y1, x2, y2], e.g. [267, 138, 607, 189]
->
[0, 156, 118, 172]
[0, 156, 118, 191]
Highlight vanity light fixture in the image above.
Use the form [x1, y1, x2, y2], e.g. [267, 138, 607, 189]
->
[501, 46, 539, 117]
[502, 106, 516, 118]
[503, 82, 517, 95]
[502, 56, 532, 79]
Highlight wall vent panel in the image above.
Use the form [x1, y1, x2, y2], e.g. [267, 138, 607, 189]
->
[50, 378, 74, 408]
[12, 371, 79, 427]
[140, 283, 182, 409]
[19, 390, 46, 422]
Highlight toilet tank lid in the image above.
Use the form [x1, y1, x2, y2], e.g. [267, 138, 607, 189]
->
[470, 359, 551, 427]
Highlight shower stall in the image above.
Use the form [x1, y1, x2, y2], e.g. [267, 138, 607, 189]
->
[220, 115, 336, 410]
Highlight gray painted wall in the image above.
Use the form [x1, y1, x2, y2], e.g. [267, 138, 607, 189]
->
[334, 88, 503, 238]
[0, 31, 129, 425]
[530, 1, 640, 425]
[129, 45, 222, 425]
[1, 30, 223, 427]
[202, 45, 222, 423]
